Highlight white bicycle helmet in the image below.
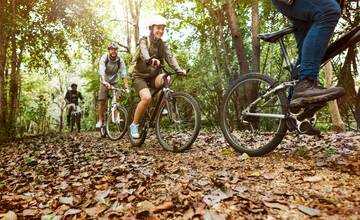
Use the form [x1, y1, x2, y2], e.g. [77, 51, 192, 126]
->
[148, 15, 167, 28]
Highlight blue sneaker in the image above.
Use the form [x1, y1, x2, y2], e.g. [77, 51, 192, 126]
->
[129, 123, 140, 139]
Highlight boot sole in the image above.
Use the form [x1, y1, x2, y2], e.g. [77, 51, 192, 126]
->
[290, 90, 345, 108]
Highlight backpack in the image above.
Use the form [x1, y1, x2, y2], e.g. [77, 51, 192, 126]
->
[128, 36, 150, 76]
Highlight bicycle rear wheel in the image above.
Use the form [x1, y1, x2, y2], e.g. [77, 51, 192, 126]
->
[106, 106, 128, 140]
[70, 114, 75, 132]
[155, 92, 201, 152]
[220, 73, 288, 156]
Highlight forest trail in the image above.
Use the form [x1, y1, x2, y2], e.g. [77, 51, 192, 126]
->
[1, 131, 359, 219]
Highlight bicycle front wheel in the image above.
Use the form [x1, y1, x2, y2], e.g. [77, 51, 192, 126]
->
[106, 106, 128, 140]
[156, 92, 201, 152]
[220, 73, 288, 156]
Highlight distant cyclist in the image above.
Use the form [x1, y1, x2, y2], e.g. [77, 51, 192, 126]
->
[272, 0, 345, 109]
[64, 83, 84, 127]
[128, 15, 187, 138]
[96, 42, 129, 128]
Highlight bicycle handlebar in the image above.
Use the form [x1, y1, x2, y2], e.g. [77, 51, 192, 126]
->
[109, 85, 127, 93]
[158, 64, 191, 76]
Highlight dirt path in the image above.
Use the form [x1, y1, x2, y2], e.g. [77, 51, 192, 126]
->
[0, 131, 359, 219]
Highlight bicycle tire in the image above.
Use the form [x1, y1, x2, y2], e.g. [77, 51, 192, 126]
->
[106, 106, 128, 140]
[219, 73, 288, 156]
[70, 115, 75, 132]
[155, 92, 201, 152]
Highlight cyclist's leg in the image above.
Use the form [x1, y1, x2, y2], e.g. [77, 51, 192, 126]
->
[151, 74, 170, 114]
[97, 84, 108, 128]
[272, 0, 344, 107]
[66, 104, 73, 126]
[130, 78, 152, 138]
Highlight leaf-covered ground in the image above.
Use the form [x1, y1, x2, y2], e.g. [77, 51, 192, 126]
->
[0, 131, 360, 219]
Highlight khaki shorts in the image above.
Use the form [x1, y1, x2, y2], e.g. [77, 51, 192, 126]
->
[98, 83, 119, 101]
[132, 74, 165, 93]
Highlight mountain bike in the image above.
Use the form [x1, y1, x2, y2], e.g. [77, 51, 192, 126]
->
[69, 104, 82, 132]
[99, 85, 128, 140]
[220, 25, 360, 156]
[128, 65, 201, 152]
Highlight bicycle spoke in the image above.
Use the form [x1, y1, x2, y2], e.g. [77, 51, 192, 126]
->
[156, 92, 201, 152]
[220, 73, 287, 156]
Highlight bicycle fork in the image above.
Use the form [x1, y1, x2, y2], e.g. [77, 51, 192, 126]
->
[163, 88, 181, 124]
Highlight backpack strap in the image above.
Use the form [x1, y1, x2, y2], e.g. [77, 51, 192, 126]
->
[105, 55, 121, 69]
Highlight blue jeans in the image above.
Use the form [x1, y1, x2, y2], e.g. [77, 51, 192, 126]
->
[272, 0, 341, 80]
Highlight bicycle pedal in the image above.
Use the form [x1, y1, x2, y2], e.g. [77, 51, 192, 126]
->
[298, 121, 321, 136]
[298, 102, 326, 121]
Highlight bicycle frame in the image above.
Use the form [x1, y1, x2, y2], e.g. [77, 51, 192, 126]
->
[241, 24, 360, 120]
[106, 87, 124, 124]
[144, 73, 175, 126]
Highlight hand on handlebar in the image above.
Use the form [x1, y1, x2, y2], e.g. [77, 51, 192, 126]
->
[102, 81, 111, 89]
[150, 58, 161, 67]
[176, 69, 187, 76]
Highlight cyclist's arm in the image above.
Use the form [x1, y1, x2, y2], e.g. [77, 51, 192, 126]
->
[118, 58, 129, 89]
[139, 37, 151, 63]
[79, 92, 84, 101]
[99, 54, 108, 85]
[64, 91, 70, 104]
[163, 41, 182, 72]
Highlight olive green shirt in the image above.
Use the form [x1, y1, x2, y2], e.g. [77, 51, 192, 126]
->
[130, 36, 182, 79]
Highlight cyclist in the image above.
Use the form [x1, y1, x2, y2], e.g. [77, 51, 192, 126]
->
[128, 15, 187, 138]
[96, 42, 129, 128]
[65, 83, 84, 127]
[271, 0, 345, 109]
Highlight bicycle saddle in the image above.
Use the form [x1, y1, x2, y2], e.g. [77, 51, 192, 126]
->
[258, 27, 296, 43]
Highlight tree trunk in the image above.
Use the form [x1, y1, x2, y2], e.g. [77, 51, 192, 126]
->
[0, 1, 8, 140]
[8, 0, 19, 137]
[251, 0, 260, 73]
[125, 5, 132, 51]
[355, 88, 360, 129]
[324, 62, 345, 131]
[0, 32, 7, 140]
[337, 46, 357, 119]
[128, 0, 141, 44]
[223, 0, 250, 74]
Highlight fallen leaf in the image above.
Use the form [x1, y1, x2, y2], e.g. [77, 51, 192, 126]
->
[59, 196, 73, 205]
[22, 209, 38, 217]
[0, 211, 17, 220]
[303, 176, 323, 182]
[263, 202, 288, 210]
[137, 200, 155, 214]
[84, 204, 107, 217]
[95, 189, 112, 203]
[41, 214, 61, 220]
[297, 205, 321, 216]
[203, 210, 226, 220]
[203, 188, 234, 207]
[63, 209, 81, 217]
[152, 201, 174, 213]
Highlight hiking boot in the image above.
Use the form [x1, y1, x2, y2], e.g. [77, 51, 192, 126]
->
[290, 78, 345, 108]
[304, 126, 321, 136]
